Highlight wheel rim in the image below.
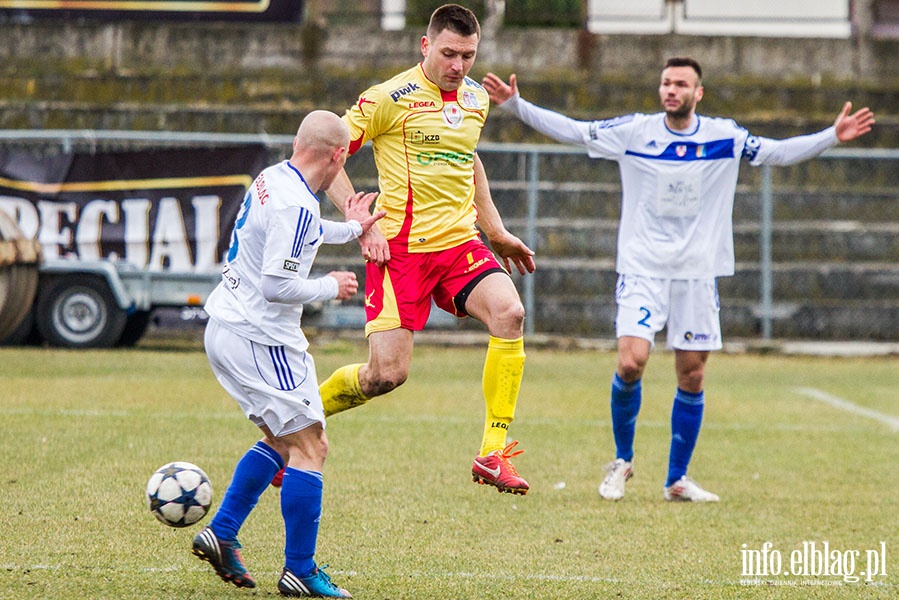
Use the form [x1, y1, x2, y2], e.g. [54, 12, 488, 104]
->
[52, 289, 108, 344]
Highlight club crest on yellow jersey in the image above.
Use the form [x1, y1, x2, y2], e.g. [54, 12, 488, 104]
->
[443, 105, 463, 129]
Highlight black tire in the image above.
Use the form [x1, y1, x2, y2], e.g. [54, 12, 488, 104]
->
[0, 211, 41, 343]
[0, 264, 39, 342]
[116, 310, 152, 347]
[36, 276, 127, 348]
[0, 307, 40, 346]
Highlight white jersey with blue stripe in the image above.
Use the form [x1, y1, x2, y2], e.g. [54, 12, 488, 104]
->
[500, 95, 838, 278]
[206, 160, 355, 349]
[585, 112, 748, 278]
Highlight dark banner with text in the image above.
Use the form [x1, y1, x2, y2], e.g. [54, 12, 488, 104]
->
[0, 0, 304, 21]
[0, 145, 269, 273]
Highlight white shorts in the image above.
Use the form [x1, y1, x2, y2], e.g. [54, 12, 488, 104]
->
[614, 274, 722, 351]
[204, 318, 325, 436]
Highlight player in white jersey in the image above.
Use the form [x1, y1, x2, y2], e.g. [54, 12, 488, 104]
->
[193, 110, 383, 598]
[483, 57, 874, 503]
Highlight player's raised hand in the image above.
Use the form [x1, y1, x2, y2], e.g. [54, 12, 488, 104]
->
[343, 191, 386, 234]
[488, 229, 536, 275]
[834, 101, 875, 142]
[329, 271, 359, 300]
[482, 73, 519, 106]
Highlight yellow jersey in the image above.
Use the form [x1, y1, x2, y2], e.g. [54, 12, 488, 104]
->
[344, 63, 489, 253]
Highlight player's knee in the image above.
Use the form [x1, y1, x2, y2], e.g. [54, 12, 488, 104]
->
[507, 300, 526, 329]
[491, 299, 525, 337]
[678, 370, 705, 394]
[364, 366, 408, 397]
[617, 357, 645, 383]
[314, 435, 329, 461]
[286, 429, 329, 466]
[261, 435, 290, 463]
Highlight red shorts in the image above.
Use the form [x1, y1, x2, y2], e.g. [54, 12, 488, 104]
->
[363, 238, 506, 336]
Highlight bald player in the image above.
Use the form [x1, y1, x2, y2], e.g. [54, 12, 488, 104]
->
[193, 110, 383, 598]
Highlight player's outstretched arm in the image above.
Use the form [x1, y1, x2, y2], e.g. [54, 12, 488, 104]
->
[482, 72, 518, 106]
[483, 72, 589, 147]
[834, 102, 875, 143]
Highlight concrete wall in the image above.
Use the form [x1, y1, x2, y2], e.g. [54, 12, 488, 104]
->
[1, 19, 898, 85]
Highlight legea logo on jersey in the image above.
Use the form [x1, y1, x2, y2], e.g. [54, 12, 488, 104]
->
[408, 130, 441, 145]
[389, 82, 421, 102]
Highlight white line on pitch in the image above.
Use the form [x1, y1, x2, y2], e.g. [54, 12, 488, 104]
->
[794, 387, 899, 432]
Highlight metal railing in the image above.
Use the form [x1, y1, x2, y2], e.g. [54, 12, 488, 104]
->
[2, 129, 897, 339]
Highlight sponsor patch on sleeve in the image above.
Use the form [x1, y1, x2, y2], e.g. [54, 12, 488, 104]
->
[282, 259, 300, 273]
[742, 135, 762, 161]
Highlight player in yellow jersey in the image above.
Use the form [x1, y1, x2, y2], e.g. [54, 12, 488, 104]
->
[320, 3, 536, 494]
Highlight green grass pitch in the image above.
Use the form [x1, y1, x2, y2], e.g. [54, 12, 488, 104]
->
[1, 338, 896, 599]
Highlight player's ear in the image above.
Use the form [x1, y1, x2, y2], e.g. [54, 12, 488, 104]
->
[420, 35, 429, 58]
[695, 85, 704, 103]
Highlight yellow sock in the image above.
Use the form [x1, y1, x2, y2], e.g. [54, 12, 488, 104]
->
[480, 336, 526, 456]
[319, 363, 369, 417]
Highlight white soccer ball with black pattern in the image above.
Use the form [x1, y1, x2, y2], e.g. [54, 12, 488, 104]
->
[145, 462, 213, 528]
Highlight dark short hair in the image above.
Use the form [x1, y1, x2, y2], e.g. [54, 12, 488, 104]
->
[428, 3, 480, 38]
[665, 57, 702, 81]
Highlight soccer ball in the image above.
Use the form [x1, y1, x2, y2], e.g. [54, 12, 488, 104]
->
[145, 461, 213, 528]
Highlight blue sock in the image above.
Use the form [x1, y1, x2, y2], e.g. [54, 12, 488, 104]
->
[666, 389, 705, 487]
[210, 441, 284, 541]
[282, 468, 323, 578]
[610, 373, 642, 462]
